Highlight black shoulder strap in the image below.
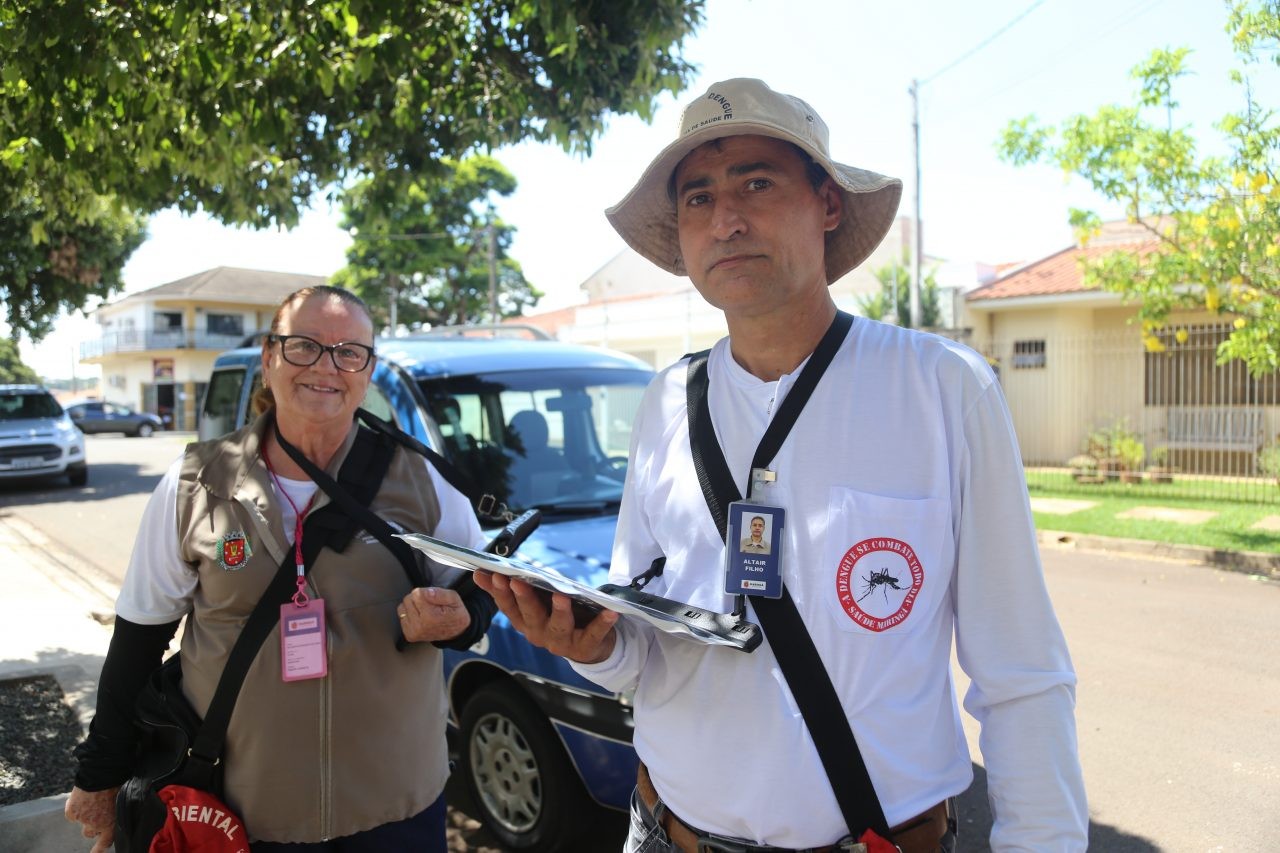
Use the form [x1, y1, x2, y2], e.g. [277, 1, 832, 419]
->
[275, 421, 427, 593]
[355, 407, 501, 518]
[685, 314, 890, 839]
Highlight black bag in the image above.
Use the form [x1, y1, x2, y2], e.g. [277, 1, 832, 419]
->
[114, 655, 229, 851]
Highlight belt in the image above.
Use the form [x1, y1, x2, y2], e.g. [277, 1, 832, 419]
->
[637, 763, 951, 853]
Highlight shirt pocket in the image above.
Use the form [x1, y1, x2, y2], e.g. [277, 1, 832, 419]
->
[820, 487, 951, 636]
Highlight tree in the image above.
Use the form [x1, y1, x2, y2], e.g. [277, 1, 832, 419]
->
[998, 0, 1280, 376]
[0, 338, 39, 384]
[0, 183, 147, 342]
[1, 1, 704, 231]
[856, 253, 941, 328]
[1, 0, 700, 341]
[333, 156, 542, 328]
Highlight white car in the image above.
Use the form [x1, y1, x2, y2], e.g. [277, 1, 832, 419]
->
[0, 385, 88, 487]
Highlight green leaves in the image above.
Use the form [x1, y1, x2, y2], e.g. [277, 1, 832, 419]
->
[0, 0, 702, 338]
[336, 155, 541, 329]
[2, 0, 703, 229]
[855, 252, 940, 329]
[998, 3, 1280, 377]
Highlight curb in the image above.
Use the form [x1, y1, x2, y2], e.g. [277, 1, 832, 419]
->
[0, 793, 84, 853]
[1037, 529, 1280, 580]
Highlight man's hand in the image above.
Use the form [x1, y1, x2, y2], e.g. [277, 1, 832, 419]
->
[474, 571, 618, 664]
[65, 785, 117, 853]
[398, 587, 471, 643]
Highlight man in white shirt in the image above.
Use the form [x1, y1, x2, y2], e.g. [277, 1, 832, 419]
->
[476, 78, 1087, 852]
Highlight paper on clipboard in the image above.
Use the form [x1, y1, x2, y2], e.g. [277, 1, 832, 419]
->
[397, 533, 761, 651]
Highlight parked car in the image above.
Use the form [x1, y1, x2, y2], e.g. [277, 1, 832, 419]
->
[199, 331, 652, 851]
[0, 385, 88, 486]
[65, 401, 165, 437]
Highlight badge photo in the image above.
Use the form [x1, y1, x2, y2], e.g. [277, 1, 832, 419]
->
[724, 501, 784, 598]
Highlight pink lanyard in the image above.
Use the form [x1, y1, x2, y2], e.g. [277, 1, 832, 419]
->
[262, 451, 316, 606]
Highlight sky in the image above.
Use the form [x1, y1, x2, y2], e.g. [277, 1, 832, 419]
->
[20, 0, 1272, 380]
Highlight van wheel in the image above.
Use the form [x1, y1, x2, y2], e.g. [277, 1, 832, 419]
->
[459, 681, 593, 852]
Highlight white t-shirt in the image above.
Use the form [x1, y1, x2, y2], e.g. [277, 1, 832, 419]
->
[117, 454, 486, 624]
[573, 319, 1088, 850]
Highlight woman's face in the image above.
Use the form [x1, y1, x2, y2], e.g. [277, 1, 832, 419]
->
[261, 294, 375, 432]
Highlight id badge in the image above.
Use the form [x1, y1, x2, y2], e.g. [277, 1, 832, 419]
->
[280, 598, 328, 681]
[724, 501, 784, 598]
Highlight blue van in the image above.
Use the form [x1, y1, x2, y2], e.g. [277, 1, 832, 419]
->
[199, 329, 651, 851]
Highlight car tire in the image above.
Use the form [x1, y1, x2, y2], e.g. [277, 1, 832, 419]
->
[67, 465, 88, 487]
[459, 681, 594, 852]
[135, 423, 154, 438]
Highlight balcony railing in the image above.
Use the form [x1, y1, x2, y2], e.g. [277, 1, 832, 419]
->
[81, 329, 249, 359]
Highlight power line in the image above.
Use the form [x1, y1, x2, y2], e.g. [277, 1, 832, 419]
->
[921, 0, 1052, 85]
[928, 0, 1165, 122]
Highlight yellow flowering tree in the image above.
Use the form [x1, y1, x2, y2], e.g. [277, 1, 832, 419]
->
[998, 1, 1279, 376]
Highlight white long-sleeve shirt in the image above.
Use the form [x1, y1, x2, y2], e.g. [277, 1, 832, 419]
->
[573, 318, 1088, 850]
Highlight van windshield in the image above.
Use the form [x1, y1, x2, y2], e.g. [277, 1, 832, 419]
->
[0, 391, 62, 420]
[420, 368, 652, 514]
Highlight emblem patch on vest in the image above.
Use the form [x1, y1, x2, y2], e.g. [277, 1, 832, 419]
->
[834, 537, 924, 632]
[219, 531, 252, 571]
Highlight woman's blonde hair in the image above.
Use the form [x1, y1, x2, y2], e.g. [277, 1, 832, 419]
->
[252, 285, 373, 416]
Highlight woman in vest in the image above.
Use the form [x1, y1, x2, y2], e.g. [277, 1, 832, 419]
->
[66, 286, 495, 851]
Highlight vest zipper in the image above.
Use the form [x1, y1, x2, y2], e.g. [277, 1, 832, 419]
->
[317, 574, 334, 841]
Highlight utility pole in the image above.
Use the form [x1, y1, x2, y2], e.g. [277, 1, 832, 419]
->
[908, 78, 923, 330]
[387, 272, 399, 336]
[486, 220, 498, 325]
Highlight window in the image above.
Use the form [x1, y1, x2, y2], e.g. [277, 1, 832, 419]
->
[1012, 340, 1046, 369]
[421, 367, 653, 511]
[207, 313, 244, 337]
[153, 312, 182, 332]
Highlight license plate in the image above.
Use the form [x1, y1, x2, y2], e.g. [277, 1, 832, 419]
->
[11, 456, 45, 469]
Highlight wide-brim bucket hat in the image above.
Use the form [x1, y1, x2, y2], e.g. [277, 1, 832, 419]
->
[606, 78, 903, 284]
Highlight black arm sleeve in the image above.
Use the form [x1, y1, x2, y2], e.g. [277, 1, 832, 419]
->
[431, 583, 496, 651]
[72, 616, 181, 791]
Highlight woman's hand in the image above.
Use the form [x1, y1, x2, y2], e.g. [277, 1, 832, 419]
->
[398, 587, 472, 643]
[65, 785, 118, 853]
[473, 571, 618, 664]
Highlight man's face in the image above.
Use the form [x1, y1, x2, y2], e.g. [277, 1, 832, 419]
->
[673, 135, 841, 321]
[750, 517, 765, 540]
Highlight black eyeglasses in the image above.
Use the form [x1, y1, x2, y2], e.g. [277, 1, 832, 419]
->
[268, 334, 375, 373]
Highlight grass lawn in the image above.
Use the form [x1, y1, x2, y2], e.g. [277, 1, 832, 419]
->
[1027, 473, 1280, 556]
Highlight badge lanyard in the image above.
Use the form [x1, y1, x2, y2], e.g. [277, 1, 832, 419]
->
[263, 446, 330, 682]
[262, 449, 316, 606]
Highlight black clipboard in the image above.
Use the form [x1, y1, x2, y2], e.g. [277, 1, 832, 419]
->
[397, 533, 762, 653]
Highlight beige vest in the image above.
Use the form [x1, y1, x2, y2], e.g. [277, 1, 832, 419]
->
[176, 417, 445, 843]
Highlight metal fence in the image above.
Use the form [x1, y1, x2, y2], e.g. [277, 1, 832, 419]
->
[980, 325, 1280, 504]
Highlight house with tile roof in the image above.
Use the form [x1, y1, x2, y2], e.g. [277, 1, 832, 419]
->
[80, 267, 328, 430]
[964, 221, 1278, 475]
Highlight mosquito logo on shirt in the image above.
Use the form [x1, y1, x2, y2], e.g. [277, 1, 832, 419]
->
[219, 531, 252, 571]
[834, 537, 923, 631]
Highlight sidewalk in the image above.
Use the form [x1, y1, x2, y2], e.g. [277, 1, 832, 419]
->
[0, 514, 117, 853]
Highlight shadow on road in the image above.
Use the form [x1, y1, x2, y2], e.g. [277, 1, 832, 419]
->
[955, 763, 1158, 852]
[0, 462, 162, 506]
